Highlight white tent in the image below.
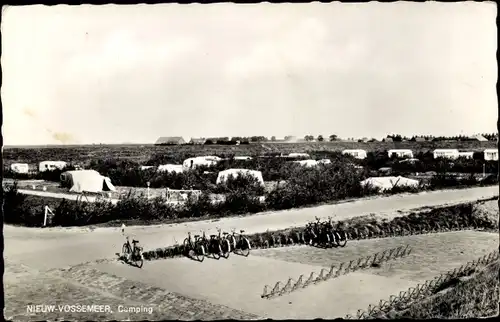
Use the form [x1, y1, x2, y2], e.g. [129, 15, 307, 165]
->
[10, 163, 30, 174]
[360, 176, 420, 192]
[60, 170, 116, 193]
[342, 149, 368, 160]
[388, 149, 414, 158]
[318, 159, 332, 165]
[139, 165, 155, 171]
[288, 153, 310, 159]
[216, 169, 265, 186]
[294, 160, 319, 167]
[182, 156, 220, 170]
[433, 149, 459, 160]
[39, 161, 67, 172]
[458, 152, 474, 159]
[484, 149, 498, 161]
[234, 156, 253, 161]
[158, 164, 184, 173]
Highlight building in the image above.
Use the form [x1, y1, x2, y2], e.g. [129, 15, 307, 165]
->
[433, 149, 459, 160]
[387, 149, 414, 159]
[189, 138, 206, 145]
[458, 152, 474, 159]
[342, 149, 368, 160]
[412, 137, 427, 142]
[155, 137, 186, 145]
[469, 134, 488, 142]
[484, 149, 498, 161]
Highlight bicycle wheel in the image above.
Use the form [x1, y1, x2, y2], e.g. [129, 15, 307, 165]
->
[211, 242, 222, 260]
[220, 239, 231, 258]
[238, 237, 251, 257]
[194, 243, 205, 262]
[133, 251, 144, 268]
[338, 231, 348, 247]
[183, 238, 191, 255]
[227, 235, 237, 251]
[122, 243, 131, 257]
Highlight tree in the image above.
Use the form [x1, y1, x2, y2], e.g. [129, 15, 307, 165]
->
[271, 136, 276, 141]
[304, 135, 315, 142]
[329, 134, 338, 142]
[317, 135, 324, 142]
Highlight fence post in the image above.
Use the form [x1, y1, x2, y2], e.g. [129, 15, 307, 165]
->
[43, 206, 48, 227]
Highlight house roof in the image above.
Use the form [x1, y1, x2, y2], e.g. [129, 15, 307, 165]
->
[469, 134, 488, 141]
[190, 138, 206, 143]
[414, 137, 426, 142]
[155, 137, 185, 145]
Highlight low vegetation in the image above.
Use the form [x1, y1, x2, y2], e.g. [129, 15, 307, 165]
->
[384, 258, 499, 319]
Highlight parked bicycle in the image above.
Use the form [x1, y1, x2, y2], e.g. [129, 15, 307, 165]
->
[333, 219, 348, 247]
[183, 232, 206, 262]
[227, 228, 251, 256]
[200, 230, 222, 260]
[122, 236, 144, 268]
[216, 227, 232, 258]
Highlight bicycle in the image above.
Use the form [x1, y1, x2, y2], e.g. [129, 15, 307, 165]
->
[122, 236, 144, 268]
[216, 227, 232, 258]
[227, 228, 251, 257]
[183, 232, 206, 262]
[334, 223, 348, 247]
[201, 230, 222, 260]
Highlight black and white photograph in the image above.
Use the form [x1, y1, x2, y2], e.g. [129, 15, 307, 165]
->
[1, 1, 498, 320]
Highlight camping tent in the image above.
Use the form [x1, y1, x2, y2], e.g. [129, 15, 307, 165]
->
[139, 165, 155, 171]
[182, 156, 221, 170]
[360, 176, 420, 192]
[216, 169, 265, 186]
[234, 156, 253, 161]
[60, 170, 116, 193]
[158, 164, 184, 173]
[342, 149, 368, 160]
[318, 159, 331, 165]
[39, 161, 67, 172]
[294, 160, 319, 167]
[288, 153, 310, 159]
[10, 163, 30, 174]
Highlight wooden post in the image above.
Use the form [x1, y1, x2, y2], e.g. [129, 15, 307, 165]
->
[147, 182, 150, 200]
[43, 205, 48, 227]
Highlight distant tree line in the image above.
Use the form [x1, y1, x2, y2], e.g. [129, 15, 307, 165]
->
[200, 132, 497, 144]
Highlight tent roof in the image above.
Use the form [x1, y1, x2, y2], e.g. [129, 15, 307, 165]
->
[155, 136, 185, 145]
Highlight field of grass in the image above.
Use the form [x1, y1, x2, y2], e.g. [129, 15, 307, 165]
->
[3, 141, 496, 165]
[393, 258, 499, 318]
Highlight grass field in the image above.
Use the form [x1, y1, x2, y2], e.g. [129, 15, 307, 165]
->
[3, 141, 496, 165]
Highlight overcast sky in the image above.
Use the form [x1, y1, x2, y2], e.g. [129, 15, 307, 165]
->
[2, 2, 497, 145]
